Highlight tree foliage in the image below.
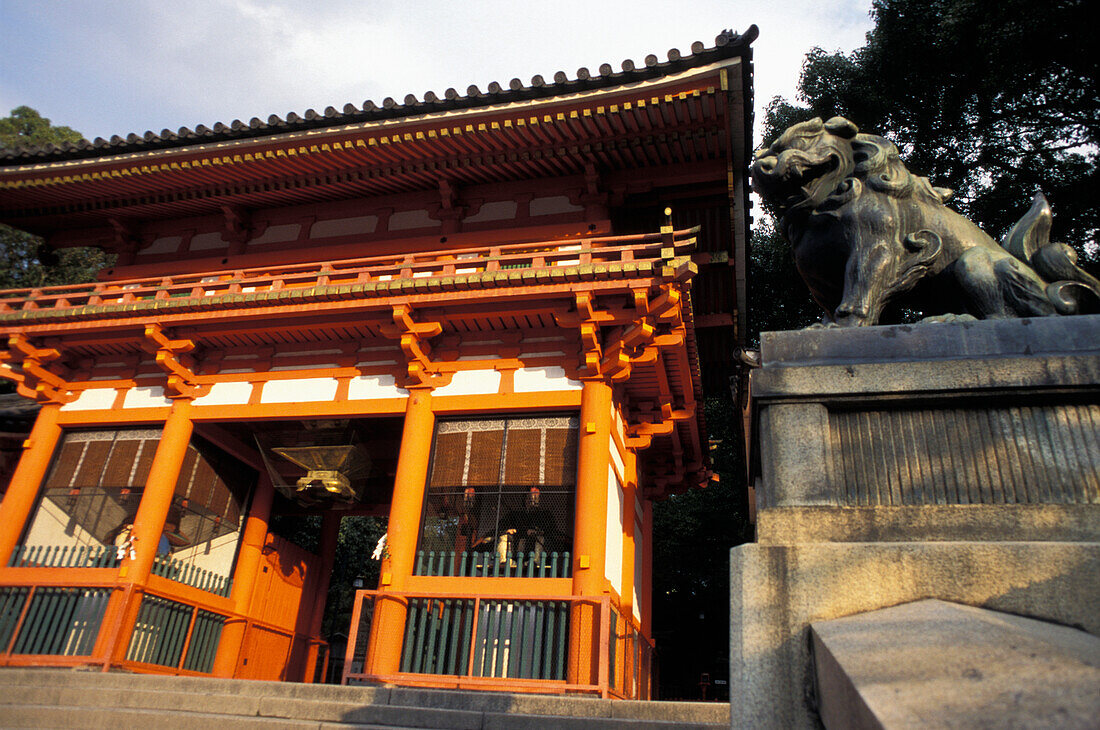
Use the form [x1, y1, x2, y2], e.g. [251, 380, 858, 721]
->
[762, 0, 1098, 261]
[1, 225, 114, 290]
[0, 106, 83, 151]
[748, 218, 823, 341]
[0, 108, 112, 293]
[651, 395, 748, 698]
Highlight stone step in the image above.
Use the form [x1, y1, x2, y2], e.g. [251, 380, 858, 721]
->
[0, 703, 335, 730]
[0, 669, 729, 729]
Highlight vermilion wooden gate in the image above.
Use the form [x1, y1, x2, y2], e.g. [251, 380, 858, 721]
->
[236, 534, 322, 681]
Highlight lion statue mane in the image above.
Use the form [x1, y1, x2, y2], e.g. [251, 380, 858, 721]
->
[751, 116, 1099, 326]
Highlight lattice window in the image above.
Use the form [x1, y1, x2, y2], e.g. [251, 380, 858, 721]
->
[17, 430, 252, 591]
[417, 416, 578, 575]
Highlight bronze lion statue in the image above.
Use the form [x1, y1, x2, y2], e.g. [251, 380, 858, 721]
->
[751, 116, 1099, 326]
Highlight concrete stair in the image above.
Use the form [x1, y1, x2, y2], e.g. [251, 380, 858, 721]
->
[0, 668, 729, 729]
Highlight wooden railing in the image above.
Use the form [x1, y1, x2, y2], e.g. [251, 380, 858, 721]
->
[151, 553, 233, 598]
[7, 546, 231, 597]
[8, 544, 120, 569]
[0, 574, 325, 681]
[399, 596, 570, 680]
[0, 585, 111, 657]
[414, 550, 571, 578]
[125, 593, 226, 673]
[342, 589, 638, 698]
[0, 227, 697, 314]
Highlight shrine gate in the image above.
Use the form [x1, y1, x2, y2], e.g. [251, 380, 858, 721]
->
[0, 28, 755, 697]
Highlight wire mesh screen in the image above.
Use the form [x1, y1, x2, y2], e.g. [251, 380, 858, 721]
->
[418, 416, 578, 577]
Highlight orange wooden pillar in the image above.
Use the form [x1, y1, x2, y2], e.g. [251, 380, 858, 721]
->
[304, 511, 340, 681]
[569, 378, 612, 686]
[211, 473, 275, 677]
[97, 398, 194, 666]
[0, 402, 62, 564]
[619, 447, 639, 696]
[367, 388, 434, 675]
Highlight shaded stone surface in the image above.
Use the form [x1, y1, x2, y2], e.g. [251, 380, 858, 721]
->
[0, 668, 729, 729]
[811, 599, 1100, 730]
[752, 316, 1100, 510]
[730, 541, 1100, 730]
[733, 316, 1100, 730]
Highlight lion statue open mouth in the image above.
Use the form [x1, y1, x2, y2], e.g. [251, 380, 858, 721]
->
[751, 116, 1099, 327]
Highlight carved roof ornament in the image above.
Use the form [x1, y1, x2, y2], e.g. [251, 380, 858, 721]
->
[751, 116, 1100, 327]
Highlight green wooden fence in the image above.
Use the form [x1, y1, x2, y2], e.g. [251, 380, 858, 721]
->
[8, 544, 120, 568]
[125, 594, 225, 673]
[8, 545, 230, 598]
[0, 586, 111, 656]
[414, 550, 571, 578]
[151, 553, 233, 597]
[398, 596, 570, 680]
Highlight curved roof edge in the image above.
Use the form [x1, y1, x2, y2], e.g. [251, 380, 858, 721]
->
[1, 26, 757, 166]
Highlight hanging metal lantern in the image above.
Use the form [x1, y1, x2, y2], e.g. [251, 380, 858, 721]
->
[270, 444, 370, 502]
[256, 423, 372, 505]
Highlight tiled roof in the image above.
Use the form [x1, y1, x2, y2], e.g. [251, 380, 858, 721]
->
[0, 27, 756, 166]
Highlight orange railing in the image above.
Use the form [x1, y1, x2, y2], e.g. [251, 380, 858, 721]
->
[342, 589, 653, 699]
[0, 227, 697, 315]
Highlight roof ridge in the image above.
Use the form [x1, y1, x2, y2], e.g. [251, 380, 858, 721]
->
[0, 26, 757, 166]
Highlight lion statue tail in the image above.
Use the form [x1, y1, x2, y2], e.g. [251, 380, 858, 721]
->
[1001, 192, 1100, 315]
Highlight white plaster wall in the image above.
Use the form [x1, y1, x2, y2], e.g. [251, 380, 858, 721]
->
[260, 377, 338, 403]
[270, 362, 340, 372]
[248, 223, 300, 246]
[433, 370, 502, 397]
[23, 498, 103, 551]
[189, 231, 228, 251]
[388, 209, 439, 230]
[605, 463, 624, 596]
[141, 236, 182, 255]
[530, 196, 584, 216]
[171, 530, 240, 577]
[62, 388, 117, 411]
[466, 200, 518, 223]
[348, 374, 407, 400]
[122, 386, 172, 409]
[193, 381, 254, 406]
[513, 366, 582, 393]
[311, 215, 378, 238]
[610, 437, 626, 484]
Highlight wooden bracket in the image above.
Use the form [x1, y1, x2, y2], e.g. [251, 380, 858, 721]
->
[143, 324, 209, 399]
[378, 304, 449, 388]
[3, 334, 77, 403]
[108, 218, 142, 266]
[221, 205, 253, 255]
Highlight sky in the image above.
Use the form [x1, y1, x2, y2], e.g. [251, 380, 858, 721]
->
[0, 1, 873, 149]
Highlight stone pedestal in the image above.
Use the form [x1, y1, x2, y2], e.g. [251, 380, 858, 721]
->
[731, 316, 1100, 729]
